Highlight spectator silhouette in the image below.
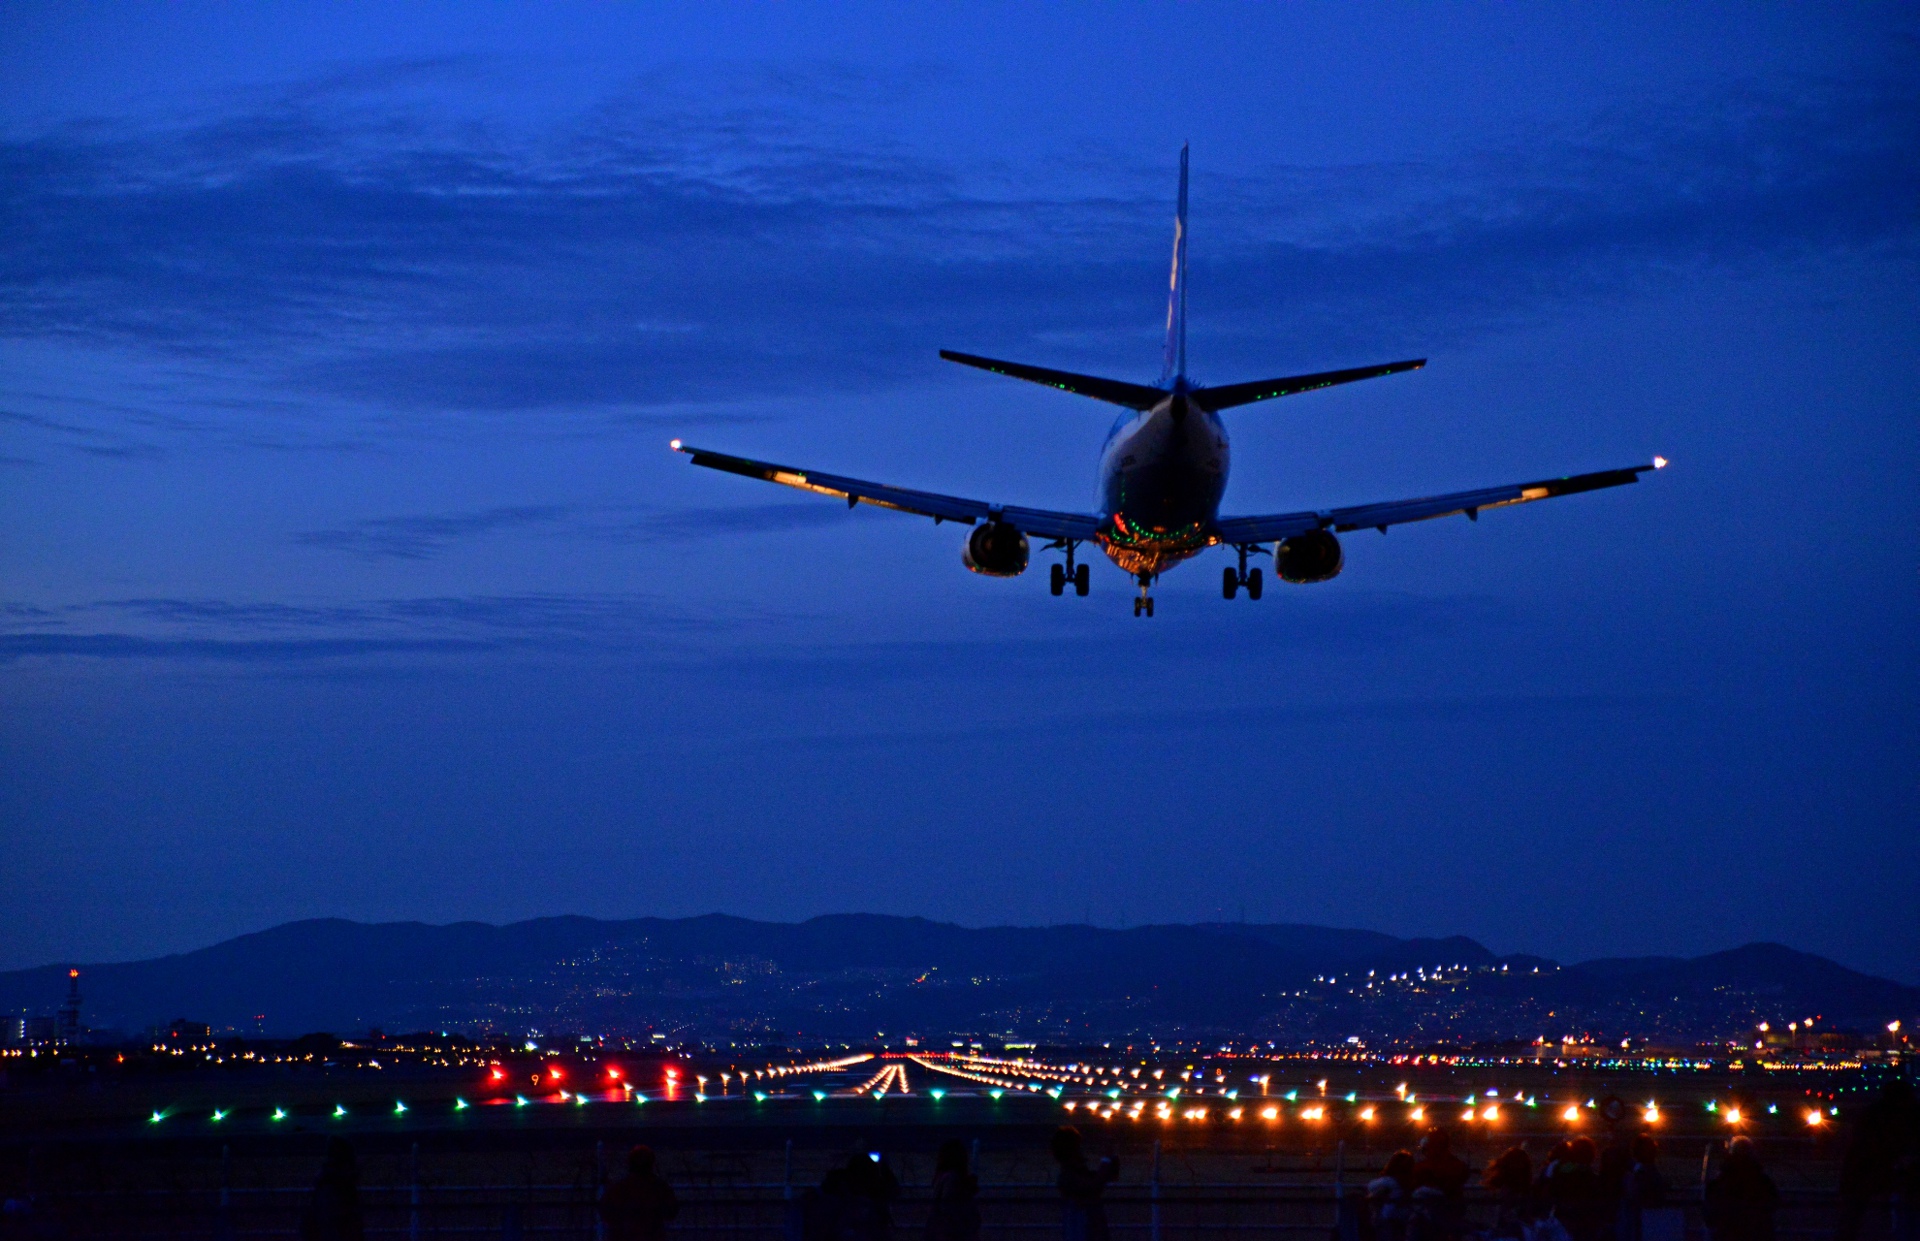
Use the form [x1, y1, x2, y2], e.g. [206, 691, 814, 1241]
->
[1052, 1127, 1118, 1241]
[602, 1145, 679, 1241]
[300, 1138, 364, 1241]
[1617, 1135, 1668, 1241]
[1482, 1146, 1533, 1239]
[1542, 1137, 1607, 1241]
[1838, 1079, 1920, 1241]
[1703, 1138, 1777, 1241]
[925, 1140, 981, 1241]
[825, 1150, 898, 1241]
[1412, 1130, 1470, 1201]
[1368, 1150, 1418, 1241]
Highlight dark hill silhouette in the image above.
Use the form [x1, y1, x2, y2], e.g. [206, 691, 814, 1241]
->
[0, 916, 1911, 1045]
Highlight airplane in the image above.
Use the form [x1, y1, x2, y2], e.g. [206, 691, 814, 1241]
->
[672, 146, 1665, 617]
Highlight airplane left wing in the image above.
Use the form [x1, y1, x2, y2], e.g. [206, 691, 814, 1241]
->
[1213, 459, 1666, 544]
[672, 443, 1105, 541]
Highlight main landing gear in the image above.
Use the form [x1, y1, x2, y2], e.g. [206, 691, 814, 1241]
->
[1222, 543, 1266, 601]
[1133, 571, 1155, 618]
[1047, 540, 1091, 597]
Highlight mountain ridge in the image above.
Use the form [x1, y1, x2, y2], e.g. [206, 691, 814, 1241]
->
[2, 915, 1912, 1046]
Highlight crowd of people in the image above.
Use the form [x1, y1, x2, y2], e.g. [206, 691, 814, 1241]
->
[1359, 1128, 1780, 1241]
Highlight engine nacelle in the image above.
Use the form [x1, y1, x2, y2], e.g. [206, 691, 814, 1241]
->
[962, 521, 1030, 577]
[1276, 530, 1344, 583]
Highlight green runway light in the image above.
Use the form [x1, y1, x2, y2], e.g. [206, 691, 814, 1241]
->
[1284, 1091, 1298, 1102]
[1466, 1095, 1476, 1105]
[333, 1105, 347, 1118]
[754, 1091, 768, 1102]
[575, 1094, 588, 1106]
[453, 1099, 468, 1111]
[395, 1101, 408, 1114]
[149, 1111, 165, 1124]
[1767, 1104, 1778, 1114]
[1706, 1101, 1718, 1112]
[989, 1089, 1004, 1099]
[1046, 1087, 1061, 1099]
[272, 1108, 288, 1121]
[634, 1094, 648, 1104]
[211, 1109, 228, 1122]
[930, 1089, 946, 1100]
[1344, 1093, 1356, 1103]
[515, 1095, 529, 1107]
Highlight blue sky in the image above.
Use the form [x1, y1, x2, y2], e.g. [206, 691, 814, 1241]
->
[2, 3, 1915, 982]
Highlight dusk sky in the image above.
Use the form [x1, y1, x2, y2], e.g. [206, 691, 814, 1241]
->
[2, 4, 1915, 981]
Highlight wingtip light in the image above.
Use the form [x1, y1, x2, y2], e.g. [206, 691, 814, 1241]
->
[670, 439, 683, 451]
[1652, 456, 1668, 469]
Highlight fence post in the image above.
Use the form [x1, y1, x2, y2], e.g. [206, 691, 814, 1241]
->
[213, 1144, 234, 1241]
[1150, 1139, 1161, 1241]
[410, 1142, 421, 1241]
[596, 1140, 607, 1241]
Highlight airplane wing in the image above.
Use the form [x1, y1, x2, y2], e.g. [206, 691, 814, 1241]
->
[1212, 459, 1666, 544]
[939, 350, 1168, 410]
[1193, 359, 1426, 412]
[671, 443, 1105, 541]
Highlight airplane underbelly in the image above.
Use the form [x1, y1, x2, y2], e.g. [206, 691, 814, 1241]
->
[1096, 410, 1228, 576]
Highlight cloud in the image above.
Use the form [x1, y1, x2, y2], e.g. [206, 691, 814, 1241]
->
[292, 500, 857, 559]
[294, 504, 572, 559]
[0, 66, 1911, 433]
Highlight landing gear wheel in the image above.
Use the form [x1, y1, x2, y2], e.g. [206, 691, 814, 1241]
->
[1222, 567, 1239, 599]
[1144, 597, 1154, 618]
[1074, 563, 1090, 596]
[1133, 597, 1143, 618]
[1245, 567, 1263, 600]
[1050, 564, 1066, 596]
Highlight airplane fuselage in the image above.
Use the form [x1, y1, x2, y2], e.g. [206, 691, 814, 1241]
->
[1095, 385, 1229, 577]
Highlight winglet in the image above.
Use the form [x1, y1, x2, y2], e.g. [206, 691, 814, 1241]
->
[1160, 144, 1189, 389]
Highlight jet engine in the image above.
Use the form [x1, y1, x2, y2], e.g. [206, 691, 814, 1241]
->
[1276, 530, 1343, 583]
[962, 521, 1030, 577]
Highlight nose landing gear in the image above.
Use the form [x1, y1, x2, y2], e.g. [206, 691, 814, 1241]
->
[1223, 543, 1267, 601]
[1133, 571, 1155, 618]
[1046, 540, 1091, 597]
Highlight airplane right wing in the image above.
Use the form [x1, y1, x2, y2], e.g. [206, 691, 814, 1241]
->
[672, 443, 1105, 541]
[1212, 459, 1666, 544]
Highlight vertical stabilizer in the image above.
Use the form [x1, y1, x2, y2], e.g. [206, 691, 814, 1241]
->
[1160, 144, 1190, 388]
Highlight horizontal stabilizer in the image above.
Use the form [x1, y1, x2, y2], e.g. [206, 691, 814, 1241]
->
[1196, 358, 1426, 412]
[941, 350, 1167, 410]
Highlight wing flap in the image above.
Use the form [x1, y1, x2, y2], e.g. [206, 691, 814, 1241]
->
[674, 444, 1104, 541]
[1213, 460, 1664, 543]
[1195, 359, 1426, 412]
[940, 350, 1167, 410]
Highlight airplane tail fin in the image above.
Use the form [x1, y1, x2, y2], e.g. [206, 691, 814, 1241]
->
[1160, 144, 1189, 388]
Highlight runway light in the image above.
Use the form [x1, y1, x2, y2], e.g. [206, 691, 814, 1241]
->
[453, 1099, 468, 1111]
[1806, 1110, 1825, 1127]
[1482, 1106, 1499, 1121]
[1461, 1108, 1476, 1121]
[575, 1094, 588, 1106]
[931, 1089, 946, 1100]
[1725, 1108, 1742, 1124]
[333, 1105, 348, 1118]
[1261, 1106, 1279, 1120]
[813, 1091, 827, 1101]
[990, 1089, 1004, 1099]
[1644, 1104, 1660, 1123]
[633, 1094, 648, 1104]
[1411, 1107, 1424, 1122]
[1360, 1106, 1375, 1121]
[149, 1111, 164, 1124]
[515, 1096, 529, 1107]
[211, 1109, 228, 1122]
[272, 1108, 288, 1121]
[755, 1092, 768, 1102]
[395, 1101, 408, 1115]
[1562, 1105, 1580, 1122]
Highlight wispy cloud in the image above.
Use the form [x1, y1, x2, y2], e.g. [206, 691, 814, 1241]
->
[2, 65, 1912, 433]
[292, 501, 856, 560]
[294, 504, 572, 559]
